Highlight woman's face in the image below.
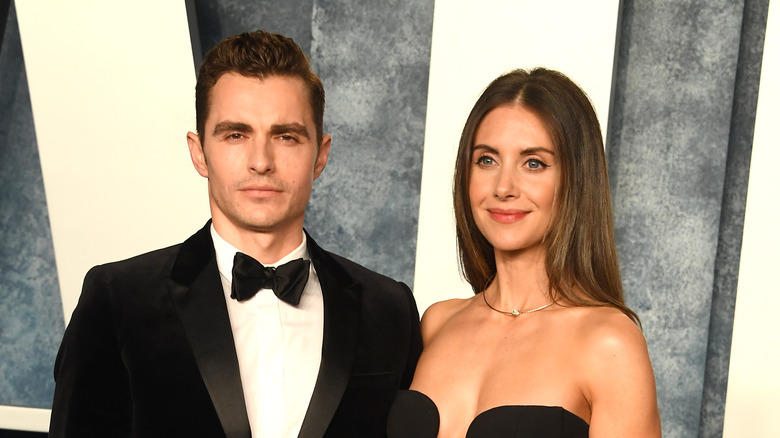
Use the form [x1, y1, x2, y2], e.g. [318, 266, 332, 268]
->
[468, 104, 560, 256]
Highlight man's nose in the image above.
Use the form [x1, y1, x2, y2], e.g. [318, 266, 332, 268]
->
[248, 139, 274, 174]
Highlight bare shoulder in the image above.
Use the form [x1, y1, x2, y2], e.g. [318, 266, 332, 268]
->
[572, 306, 661, 437]
[419, 298, 472, 345]
[576, 307, 647, 358]
[573, 306, 651, 385]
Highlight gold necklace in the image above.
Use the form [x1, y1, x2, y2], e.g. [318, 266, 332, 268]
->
[482, 290, 553, 317]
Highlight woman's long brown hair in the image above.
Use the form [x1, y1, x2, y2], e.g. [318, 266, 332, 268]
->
[453, 68, 640, 325]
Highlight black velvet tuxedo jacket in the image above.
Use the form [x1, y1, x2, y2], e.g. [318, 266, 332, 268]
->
[50, 222, 422, 438]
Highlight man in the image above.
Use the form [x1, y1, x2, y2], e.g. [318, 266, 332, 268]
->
[49, 30, 422, 438]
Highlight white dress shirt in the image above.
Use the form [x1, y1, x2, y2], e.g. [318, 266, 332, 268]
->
[211, 225, 324, 438]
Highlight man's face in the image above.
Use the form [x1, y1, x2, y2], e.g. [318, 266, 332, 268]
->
[187, 73, 330, 243]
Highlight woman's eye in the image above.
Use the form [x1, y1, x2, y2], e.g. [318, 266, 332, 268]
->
[526, 159, 548, 169]
[476, 156, 495, 166]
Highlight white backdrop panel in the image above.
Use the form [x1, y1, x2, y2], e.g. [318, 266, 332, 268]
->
[413, 0, 621, 313]
[16, 1, 207, 329]
[723, 1, 780, 436]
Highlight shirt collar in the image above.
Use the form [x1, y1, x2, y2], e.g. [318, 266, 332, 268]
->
[210, 224, 309, 283]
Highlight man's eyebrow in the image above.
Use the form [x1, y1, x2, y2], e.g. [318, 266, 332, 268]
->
[269, 123, 310, 139]
[213, 121, 253, 136]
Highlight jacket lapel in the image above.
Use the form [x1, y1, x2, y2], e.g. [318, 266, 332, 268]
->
[298, 231, 362, 438]
[167, 222, 251, 438]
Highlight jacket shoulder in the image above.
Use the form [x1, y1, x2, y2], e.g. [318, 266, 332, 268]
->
[86, 243, 183, 284]
[87, 222, 213, 285]
[324, 250, 407, 291]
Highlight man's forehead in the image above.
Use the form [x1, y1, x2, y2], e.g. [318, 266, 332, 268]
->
[211, 71, 307, 94]
[207, 73, 315, 127]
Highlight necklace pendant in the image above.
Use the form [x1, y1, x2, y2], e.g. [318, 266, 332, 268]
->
[511, 309, 520, 316]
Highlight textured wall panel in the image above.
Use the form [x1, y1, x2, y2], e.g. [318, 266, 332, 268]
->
[192, 0, 314, 57]
[2, 0, 776, 435]
[305, 0, 434, 287]
[191, 0, 434, 287]
[607, 1, 744, 436]
[0, 2, 62, 410]
[700, 2, 769, 436]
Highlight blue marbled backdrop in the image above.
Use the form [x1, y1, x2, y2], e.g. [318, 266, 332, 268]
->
[607, 1, 766, 436]
[306, 0, 433, 287]
[0, 3, 63, 408]
[191, 0, 434, 287]
[0, 1, 770, 438]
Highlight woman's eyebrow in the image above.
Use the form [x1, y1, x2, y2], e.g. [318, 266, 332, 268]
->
[472, 144, 555, 155]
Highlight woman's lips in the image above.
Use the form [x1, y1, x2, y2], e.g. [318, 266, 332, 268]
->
[487, 209, 529, 224]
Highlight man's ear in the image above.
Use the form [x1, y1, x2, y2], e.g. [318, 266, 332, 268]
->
[187, 132, 209, 178]
[313, 134, 331, 180]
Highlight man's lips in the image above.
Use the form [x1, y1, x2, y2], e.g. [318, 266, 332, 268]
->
[238, 184, 282, 198]
[487, 208, 530, 224]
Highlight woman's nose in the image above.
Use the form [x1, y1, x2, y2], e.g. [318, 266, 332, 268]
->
[494, 168, 518, 199]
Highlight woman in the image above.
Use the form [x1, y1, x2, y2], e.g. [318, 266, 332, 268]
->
[387, 69, 661, 437]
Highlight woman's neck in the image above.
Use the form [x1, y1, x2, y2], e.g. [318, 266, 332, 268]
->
[489, 246, 551, 311]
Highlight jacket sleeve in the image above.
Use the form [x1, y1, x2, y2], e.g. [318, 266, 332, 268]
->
[399, 282, 422, 389]
[49, 266, 132, 438]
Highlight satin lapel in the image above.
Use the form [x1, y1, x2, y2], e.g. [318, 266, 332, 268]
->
[167, 223, 251, 438]
[297, 232, 361, 438]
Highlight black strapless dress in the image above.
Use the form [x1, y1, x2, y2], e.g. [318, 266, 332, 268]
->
[387, 390, 589, 438]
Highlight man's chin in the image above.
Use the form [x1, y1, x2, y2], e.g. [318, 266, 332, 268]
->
[234, 216, 304, 235]
[210, 206, 305, 235]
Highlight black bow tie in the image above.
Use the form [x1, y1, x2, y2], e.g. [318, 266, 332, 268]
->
[230, 252, 310, 305]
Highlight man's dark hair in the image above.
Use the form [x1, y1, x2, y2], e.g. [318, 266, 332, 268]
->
[195, 30, 325, 141]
